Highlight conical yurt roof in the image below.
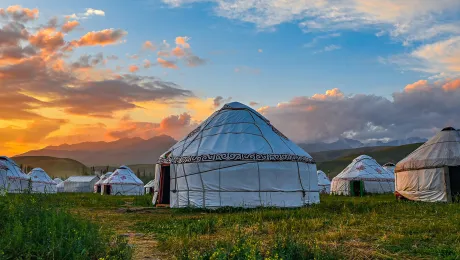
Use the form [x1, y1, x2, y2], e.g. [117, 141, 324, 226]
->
[0, 156, 29, 181]
[103, 166, 143, 185]
[144, 180, 155, 188]
[317, 170, 331, 186]
[382, 163, 396, 175]
[158, 101, 313, 163]
[95, 172, 112, 185]
[395, 127, 460, 172]
[53, 178, 63, 184]
[28, 168, 55, 184]
[333, 155, 394, 181]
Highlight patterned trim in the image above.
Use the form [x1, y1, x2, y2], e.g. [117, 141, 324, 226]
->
[186, 125, 201, 139]
[333, 177, 394, 182]
[158, 153, 316, 164]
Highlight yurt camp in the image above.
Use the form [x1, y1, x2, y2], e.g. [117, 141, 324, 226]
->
[64, 176, 99, 193]
[144, 180, 155, 194]
[317, 170, 331, 194]
[56, 180, 65, 193]
[331, 155, 395, 196]
[153, 102, 319, 208]
[53, 178, 63, 185]
[383, 163, 396, 176]
[101, 166, 144, 195]
[395, 127, 460, 202]
[94, 172, 112, 193]
[28, 168, 57, 193]
[0, 156, 30, 193]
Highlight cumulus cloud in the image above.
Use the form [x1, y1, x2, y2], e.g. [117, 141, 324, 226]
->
[213, 96, 232, 108]
[249, 101, 259, 106]
[71, 29, 127, 47]
[143, 59, 152, 68]
[142, 40, 156, 51]
[175, 36, 190, 48]
[65, 8, 105, 20]
[61, 20, 79, 33]
[258, 79, 460, 143]
[129, 65, 139, 72]
[157, 57, 178, 69]
[71, 53, 104, 69]
[0, 5, 39, 22]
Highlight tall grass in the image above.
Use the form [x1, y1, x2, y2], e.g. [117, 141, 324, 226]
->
[0, 194, 132, 260]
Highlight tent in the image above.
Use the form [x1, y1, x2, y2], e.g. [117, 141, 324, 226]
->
[56, 181, 65, 193]
[395, 127, 460, 202]
[0, 156, 30, 193]
[153, 102, 319, 208]
[331, 155, 395, 196]
[383, 163, 396, 176]
[317, 170, 331, 194]
[28, 168, 57, 193]
[101, 166, 144, 195]
[53, 178, 63, 185]
[144, 180, 155, 194]
[64, 176, 99, 193]
[94, 172, 112, 193]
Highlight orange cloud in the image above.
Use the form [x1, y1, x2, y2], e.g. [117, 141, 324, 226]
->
[72, 29, 127, 47]
[142, 40, 156, 51]
[172, 46, 185, 57]
[404, 80, 429, 92]
[157, 50, 170, 57]
[129, 65, 139, 73]
[157, 58, 177, 69]
[61, 20, 79, 33]
[175, 36, 190, 48]
[0, 5, 39, 22]
[311, 88, 344, 100]
[29, 28, 65, 52]
[143, 59, 152, 68]
[442, 79, 460, 91]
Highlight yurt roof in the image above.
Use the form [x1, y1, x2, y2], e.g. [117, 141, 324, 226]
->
[54, 178, 63, 184]
[95, 172, 112, 185]
[144, 180, 155, 188]
[66, 175, 99, 182]
[28, 168, 55, 184]
[56, 181, 64, 188]
[333, 155, 394, 181]
[103, 166, 143, 185]
[158, 102, 314, 165]
[0, 156, 29, 180]
[317, 170, 331, 185]
[395, 127, 460, 172]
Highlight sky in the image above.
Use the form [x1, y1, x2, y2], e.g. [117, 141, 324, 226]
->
[1, 0, 460, 156]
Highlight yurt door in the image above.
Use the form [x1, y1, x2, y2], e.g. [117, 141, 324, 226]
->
[159, 165, 170, 204]
[350, 181, 363, 196]
[448, 166, 460, 201]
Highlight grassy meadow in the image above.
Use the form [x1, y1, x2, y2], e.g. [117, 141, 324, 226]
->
[1, 193, 459, 259]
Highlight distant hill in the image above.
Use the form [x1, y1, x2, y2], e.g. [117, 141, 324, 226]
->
[12, 156, 89, 178]
[18, 135, 176, 166]
[314, 143, 423, 178]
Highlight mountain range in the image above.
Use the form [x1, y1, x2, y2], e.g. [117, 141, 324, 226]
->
[17, 135, 427, 166]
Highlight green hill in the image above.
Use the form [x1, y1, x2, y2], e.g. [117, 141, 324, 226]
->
[12, 156, 90, 179]
[315, 143, 423, 178]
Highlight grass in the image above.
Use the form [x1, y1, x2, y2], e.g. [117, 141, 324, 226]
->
[1, 193, 459, 259]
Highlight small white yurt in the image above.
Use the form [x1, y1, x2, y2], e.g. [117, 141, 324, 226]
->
[331, 155, 395, 196]
[56, 180, 65, 192]
[153, 102, 319, 208]
[0, 156, 30, 193]
[94, 172, 112, 193]
[395, 127, 460, 202]
[101, 166, 143, 195]
[53, 178, 63, 185]
[317, 170, 331, 194]
[383, 163, 396, 176]
[64, 176, 99, 193]
[28, 168, 57, 193]
[144, 180, 155, 194]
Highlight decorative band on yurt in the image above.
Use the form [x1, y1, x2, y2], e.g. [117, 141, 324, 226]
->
[157, 153, 316, 164]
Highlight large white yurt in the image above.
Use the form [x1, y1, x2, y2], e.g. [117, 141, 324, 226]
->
[28, 168, 57, 193]
[395, 127, 460, 202]
[144, 180, 155, 194]
[64, 176, 99, 193]
[317, 170, 331, 194]
[101, 166, 143, 195]
[153, 102, 319, 208]
[94, 172, 112, 193]
[331, 155, 395, 196]
[0, 156, 30, 193]
[383, 163, 396, 176]
[53, 178, 63, 185]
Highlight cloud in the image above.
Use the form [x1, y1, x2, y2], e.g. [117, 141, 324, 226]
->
[128, 54, 139, 59]
[0, 5, 39, 22]
[143, 59, 152, 68]
[65, 8, 105, 20]
[28, 28, 65, 52]
[71, 53, 104, 69]
[175, 36, 190, 48]
[314, 44, 341, 54]
[129, 65, 139, 72]
[157, 50, 170, 57]
[258, 78, 460, 143]
[258, 49, 263, 53]
[249, 101, 259, 106]
[157, 57, 178, 69]
[172, 46, 186, 57]
[106, 55, 118, 60]
[61, 20, 79, 33]
[84, 8, 105, 17]
[304, 33, 341, 48]
[213, 96, 232, 108]
[142, 40, 156, 51]
[185, 54, 206, 67]
[71, 29, 127, 47]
